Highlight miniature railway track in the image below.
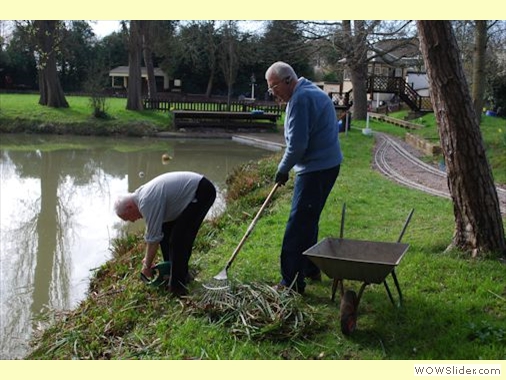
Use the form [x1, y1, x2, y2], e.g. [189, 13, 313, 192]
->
[373, 132, 506, 215]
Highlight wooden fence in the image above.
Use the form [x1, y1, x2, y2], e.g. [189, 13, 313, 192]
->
[143, 97, 283, 115]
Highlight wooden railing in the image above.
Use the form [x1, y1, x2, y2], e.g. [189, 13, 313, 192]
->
[367, 76, 432, 113]
[143, 97, 283, 115]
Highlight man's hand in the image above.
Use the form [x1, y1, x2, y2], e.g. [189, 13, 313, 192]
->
[141, 258, 155, 279]
[275, 171, 289, 185]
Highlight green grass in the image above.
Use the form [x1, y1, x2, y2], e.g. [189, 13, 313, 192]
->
[2, 94, 504, 359]
[0, 93, 170, 135]
[25, 129, 506, 360]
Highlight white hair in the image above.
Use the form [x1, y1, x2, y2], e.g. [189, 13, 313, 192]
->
[114, 194, 134, 217]
[265, 61, 298, 83]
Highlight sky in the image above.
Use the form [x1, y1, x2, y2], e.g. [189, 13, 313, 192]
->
[91, 20, 267, 38]
[92, 20, 122, 38]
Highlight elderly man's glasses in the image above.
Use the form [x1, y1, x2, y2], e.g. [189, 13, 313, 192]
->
[268, 76, 290, 95]
[267, 82, 281, 96]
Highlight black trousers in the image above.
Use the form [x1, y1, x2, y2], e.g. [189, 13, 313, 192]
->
[159, 177, 216, 289]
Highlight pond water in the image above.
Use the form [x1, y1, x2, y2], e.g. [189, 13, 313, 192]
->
[0, 134, 273, 359]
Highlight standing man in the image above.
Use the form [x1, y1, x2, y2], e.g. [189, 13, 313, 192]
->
[114, 171, 216, 297]
[265, 61, 343, 294]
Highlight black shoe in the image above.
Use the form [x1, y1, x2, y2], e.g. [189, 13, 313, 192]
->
[167, 284, 188, 298]
[185, 271, 195, 284]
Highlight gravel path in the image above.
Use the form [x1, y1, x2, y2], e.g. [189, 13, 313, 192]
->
[372, 132, 506, 215]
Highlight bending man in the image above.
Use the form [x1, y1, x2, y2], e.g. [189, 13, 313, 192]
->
[114, 171, 216, 296]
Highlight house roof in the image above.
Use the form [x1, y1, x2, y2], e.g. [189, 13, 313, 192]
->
[109, 66, 167, 78]
[369, 38, 422, 67]
[338, 38, 423, 69]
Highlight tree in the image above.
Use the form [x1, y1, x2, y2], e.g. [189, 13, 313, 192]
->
[97, 30, 129, 70]
[139, 21, 157, 98]
[305, 20, 415, 120]
[417, 21, 505, 257]
[218, 21, 239, 108]
[59, 21, 96, 92]
[262, 21, 312, 78]
[471, 21, 488, 124]
[340, 20, 372, 120]
[453, 21, 506, 120]
[175, 21, 220, 96]
[126, 20, 143, 111]
[32, 21, 68, 108]
[2, 22, 38, 90]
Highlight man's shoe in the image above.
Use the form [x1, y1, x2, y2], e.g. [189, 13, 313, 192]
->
[185, 271, 195, 284]
[166, 284, 188, 298]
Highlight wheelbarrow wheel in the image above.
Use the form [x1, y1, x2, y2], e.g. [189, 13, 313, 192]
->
[340, 290, 358, 335]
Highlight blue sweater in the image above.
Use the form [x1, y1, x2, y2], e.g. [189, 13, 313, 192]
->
[278, 77, 343, 175]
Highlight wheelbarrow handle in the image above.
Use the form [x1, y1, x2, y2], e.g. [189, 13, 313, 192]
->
[397, 208, 415, 243]
[340, 203, 346, 239]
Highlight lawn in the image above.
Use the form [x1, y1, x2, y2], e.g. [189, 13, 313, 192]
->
[0, 93, 170, 135]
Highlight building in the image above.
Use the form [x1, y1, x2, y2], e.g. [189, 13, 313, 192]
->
[108, 66, 174, 93]
[339, 38, 431, 112]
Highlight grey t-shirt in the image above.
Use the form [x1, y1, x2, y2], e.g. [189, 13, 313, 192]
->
[132, 171, 203, 243]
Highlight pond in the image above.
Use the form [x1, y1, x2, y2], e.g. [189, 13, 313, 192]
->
[0, 134, 273, 359]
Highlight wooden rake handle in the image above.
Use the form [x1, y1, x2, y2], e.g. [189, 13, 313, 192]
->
[224, 183, 280, 271]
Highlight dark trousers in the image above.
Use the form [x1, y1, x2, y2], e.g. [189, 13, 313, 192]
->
[159, 177, 216, 289]
[280, 165, 340, 292]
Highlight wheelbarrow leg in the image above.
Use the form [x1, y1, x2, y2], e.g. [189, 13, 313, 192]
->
[331, 278, 344, 302]
[381, 208, 413, 307]
[383, 269, 403, 307]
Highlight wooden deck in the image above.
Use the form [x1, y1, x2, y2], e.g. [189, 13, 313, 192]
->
[172, 110, 279, 129]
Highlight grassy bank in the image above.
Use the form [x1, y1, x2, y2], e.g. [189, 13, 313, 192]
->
[0, 93, 169, 136]
[26, 133, 505, 360]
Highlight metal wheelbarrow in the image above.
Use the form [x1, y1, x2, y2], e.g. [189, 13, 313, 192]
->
[303, 204, 414, 335]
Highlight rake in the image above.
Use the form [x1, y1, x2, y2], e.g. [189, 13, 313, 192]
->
[203, 183, 280, 293]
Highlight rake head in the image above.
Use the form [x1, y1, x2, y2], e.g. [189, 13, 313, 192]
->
[213, 267, 228, 281]
[198, 278, 235, 308]
[202, 278, 230, 291]
[201, 265, 229, 291]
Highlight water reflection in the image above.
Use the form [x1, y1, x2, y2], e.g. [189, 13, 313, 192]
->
[0, 134, 272, 359]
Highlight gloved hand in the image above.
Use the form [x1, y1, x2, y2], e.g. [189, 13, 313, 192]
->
[275, 171, 289, 185]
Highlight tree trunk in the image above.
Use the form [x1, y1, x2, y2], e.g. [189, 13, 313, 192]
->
[349, 63, 368, 120]
[219, 22, 238, 111]
[205, 62, 215, 98]
[126, 20, 143, 111]
[34, 20, 68, 108]
[342, 20, 369, 120]
[471, 20, 487, 125]
[417, 21, 505, 257]
[140, 21, 157, 99]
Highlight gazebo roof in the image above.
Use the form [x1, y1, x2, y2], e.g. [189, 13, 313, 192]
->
[109, 66, 167, 77]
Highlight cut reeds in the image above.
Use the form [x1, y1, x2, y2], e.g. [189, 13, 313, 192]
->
[190, 282, 317, 340]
